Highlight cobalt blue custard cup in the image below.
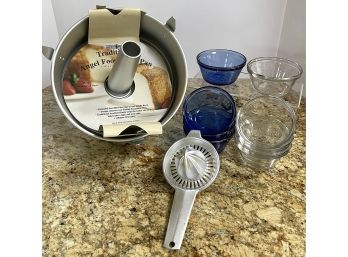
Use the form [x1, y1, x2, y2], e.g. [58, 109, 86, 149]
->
[197, 49, 247, 85]
[182, 86, 237, 152]
[183, 118, 235, 141]
[183, 86, 237, 135]
[209, 134, 234, 153]
[183, 124, 235, 153]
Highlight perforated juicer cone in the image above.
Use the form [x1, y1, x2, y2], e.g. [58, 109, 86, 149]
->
[163, 130, 220, 249]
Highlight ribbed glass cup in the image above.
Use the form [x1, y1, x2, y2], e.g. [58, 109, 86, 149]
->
[247, 57, 303, 97]
[235, 95, 296, 169]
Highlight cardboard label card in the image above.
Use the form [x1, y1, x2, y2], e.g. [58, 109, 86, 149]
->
[88, 8, 141, 45]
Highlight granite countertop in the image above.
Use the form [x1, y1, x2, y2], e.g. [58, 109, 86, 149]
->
[43, 78, 306, 257]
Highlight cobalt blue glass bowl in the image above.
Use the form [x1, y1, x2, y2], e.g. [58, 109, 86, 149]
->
[183, 125, 234, 153]
[209, 136, 234, 153]
[197, 49, 247, 85]
[183, 118, 235, 141]
[182, 86, 237, 135]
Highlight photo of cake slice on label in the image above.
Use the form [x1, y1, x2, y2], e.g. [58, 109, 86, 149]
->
[137, 64, 172, 109]
[62, 44, 117, 97]
[65, 44, 117, 84]
[63, 43, 172, 107]
[62, 42, 173, 131]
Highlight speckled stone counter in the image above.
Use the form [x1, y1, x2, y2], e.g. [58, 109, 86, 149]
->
[43, 79, 305, 257]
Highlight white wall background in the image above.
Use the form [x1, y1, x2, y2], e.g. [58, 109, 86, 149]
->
[42, 0, 306, 94]
[277, 0, 306, 95]
[42, 0, 59, 88]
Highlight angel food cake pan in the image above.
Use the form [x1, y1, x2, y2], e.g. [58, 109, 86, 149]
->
[43, 7, 187, 142]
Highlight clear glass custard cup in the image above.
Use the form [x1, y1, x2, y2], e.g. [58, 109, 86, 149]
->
[247, 57, 303, 97]
[235, 95, 296, 169]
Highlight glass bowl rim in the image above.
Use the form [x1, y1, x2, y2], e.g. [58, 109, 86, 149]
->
[197, 49, 247, 71]
[183, 127, 235, 142]
[207, 133, 234, 143]
[247, 57, 303, 82]
[183, 122, 235, 139]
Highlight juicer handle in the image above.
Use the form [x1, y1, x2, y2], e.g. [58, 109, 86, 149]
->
[42, 46, 54, 61]
[164, 189, 198, 250]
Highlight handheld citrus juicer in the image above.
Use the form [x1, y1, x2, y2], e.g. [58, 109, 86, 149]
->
[163, 130, 220, 249]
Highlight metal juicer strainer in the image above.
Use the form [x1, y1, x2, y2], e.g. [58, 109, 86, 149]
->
[163, 130, 220, 249]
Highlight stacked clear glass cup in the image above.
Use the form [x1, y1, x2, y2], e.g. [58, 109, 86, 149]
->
[235, 95, 296, 169]
[234, 57, 302, 169]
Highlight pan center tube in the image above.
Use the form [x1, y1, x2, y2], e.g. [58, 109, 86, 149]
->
[105, 41, 142, 98]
